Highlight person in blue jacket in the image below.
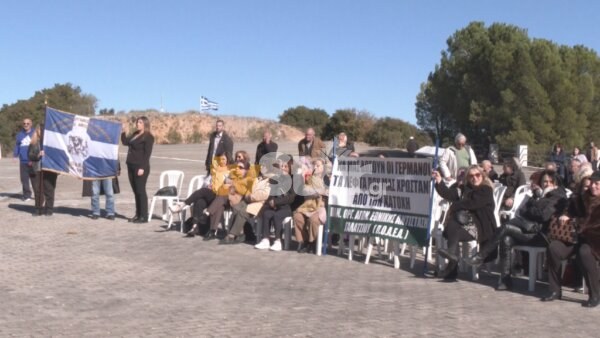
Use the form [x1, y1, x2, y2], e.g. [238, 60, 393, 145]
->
[13, 118, 35, 201]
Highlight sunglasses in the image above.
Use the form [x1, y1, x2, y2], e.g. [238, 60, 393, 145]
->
[468, 173, 482, 179]
[23, 122, 31, 125]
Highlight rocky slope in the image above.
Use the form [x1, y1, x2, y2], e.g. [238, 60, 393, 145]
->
[104, 111, 305, 144]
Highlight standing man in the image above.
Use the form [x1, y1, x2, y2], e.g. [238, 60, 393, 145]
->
[13, 118, 35, 201]
[481, 160, 499, 181]
[205, 119, 234, 173]
[439, 133, 477, 182]
[298, 127, 325, 159]
[90, 178, 116, 220]
[255, 129, 278, 164]
[406, 136, 419, 158]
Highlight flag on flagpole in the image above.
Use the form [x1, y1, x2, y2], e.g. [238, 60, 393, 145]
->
[42, 107, 121, 178]
[200, 96, 219, 111]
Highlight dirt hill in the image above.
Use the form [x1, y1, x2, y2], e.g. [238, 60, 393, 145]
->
[105, 111, 305, 144]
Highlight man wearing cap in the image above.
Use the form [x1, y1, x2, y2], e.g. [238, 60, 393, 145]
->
[439, 133, 477, 182]
[13, 118, 35, 201]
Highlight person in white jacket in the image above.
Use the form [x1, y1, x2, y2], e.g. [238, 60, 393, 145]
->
[439, 133, 478, 182]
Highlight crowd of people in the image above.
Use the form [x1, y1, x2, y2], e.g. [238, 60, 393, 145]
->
[12, 116, 600, 307]
[433, 133, 600, 308]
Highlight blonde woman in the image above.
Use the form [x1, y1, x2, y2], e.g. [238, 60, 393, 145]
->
[432, 165, 496, 281]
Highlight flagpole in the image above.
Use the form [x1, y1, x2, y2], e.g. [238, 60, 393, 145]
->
[38, 95, 48, 215]
[422, 136, 440, 276]
[322, 136, 337, 255]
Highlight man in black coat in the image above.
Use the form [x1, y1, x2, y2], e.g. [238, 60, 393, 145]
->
[205, 119, 234, 173]
[255, 129, 278, 164]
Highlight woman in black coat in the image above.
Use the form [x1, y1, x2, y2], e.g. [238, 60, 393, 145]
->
[466, 171, 568, 290]
[433, 164, 497, 281]
[121, 116, 154, 223]
[254, 156, 296, 251]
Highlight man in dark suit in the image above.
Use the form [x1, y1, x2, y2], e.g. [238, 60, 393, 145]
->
[205, 119, 234, 173]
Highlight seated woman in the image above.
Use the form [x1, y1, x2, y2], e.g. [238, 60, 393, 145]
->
[465, 171, 568, 290]
[203, 159, 253, 241]
[293, 158, 329, 253]
[169, 152, 231, 236]
[433, 165, 497, 281]
[255, 155, 296, 251]
[220, 166, 272, 244]
[571, 172, 600, 307]
[328, 132, 355, 160]
[234, 150, 251, 170]
[543, 169, 592, 302]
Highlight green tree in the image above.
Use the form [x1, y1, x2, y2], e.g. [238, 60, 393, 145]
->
[98, 108, 115, 115]
[367, 117, 431, 148]
[0, 83, 98, 155]
[322, 108, 375, 142]
[279, 106, 329, 136]
[415, 21, 600, 156]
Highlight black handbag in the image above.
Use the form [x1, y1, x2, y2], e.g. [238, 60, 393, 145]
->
[509, 216, 541, 234]
[155, 186, 178, 196]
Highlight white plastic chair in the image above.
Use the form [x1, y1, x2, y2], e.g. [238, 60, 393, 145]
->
[167, 174, 207, 232]
[148, 170, 185, 223]
[499, 184, 530, 221]
[493, 185, 507, 228]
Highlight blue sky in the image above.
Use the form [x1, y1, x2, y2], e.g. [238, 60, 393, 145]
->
[1, 0, 599, 125]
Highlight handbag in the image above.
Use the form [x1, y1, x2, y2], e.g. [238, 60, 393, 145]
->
[548, 216, 577, 244]
[155, 186, 177, 196]
[509, 216, 541, 234]
[455, 209, 473, 225]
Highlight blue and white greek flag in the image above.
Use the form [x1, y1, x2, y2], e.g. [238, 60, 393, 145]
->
[200, 96, 219, 111]
[42, 107, 121, 178]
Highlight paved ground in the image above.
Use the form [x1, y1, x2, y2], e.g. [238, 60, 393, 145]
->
[0, 142, 598, 337]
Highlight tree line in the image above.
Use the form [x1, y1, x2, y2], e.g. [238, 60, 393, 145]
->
[279, 106, 432, 148]
[0, 83, 98, 155]
[416, 21, 600, 161]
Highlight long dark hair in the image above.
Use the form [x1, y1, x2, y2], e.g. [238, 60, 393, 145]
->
[137, 116, 152, 136]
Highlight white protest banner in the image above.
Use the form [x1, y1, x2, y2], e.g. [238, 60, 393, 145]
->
[328, 157, 433, 246]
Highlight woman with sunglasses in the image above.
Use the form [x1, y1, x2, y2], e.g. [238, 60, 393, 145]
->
[169, 152, 231, 237]
[432, 165, 496, 281]
[202, 160, 253, 240]
[465, 171, 568, 290]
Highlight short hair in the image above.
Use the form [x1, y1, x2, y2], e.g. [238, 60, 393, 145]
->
[455, 133, 466, 143]
[216, 119, 225, 125]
